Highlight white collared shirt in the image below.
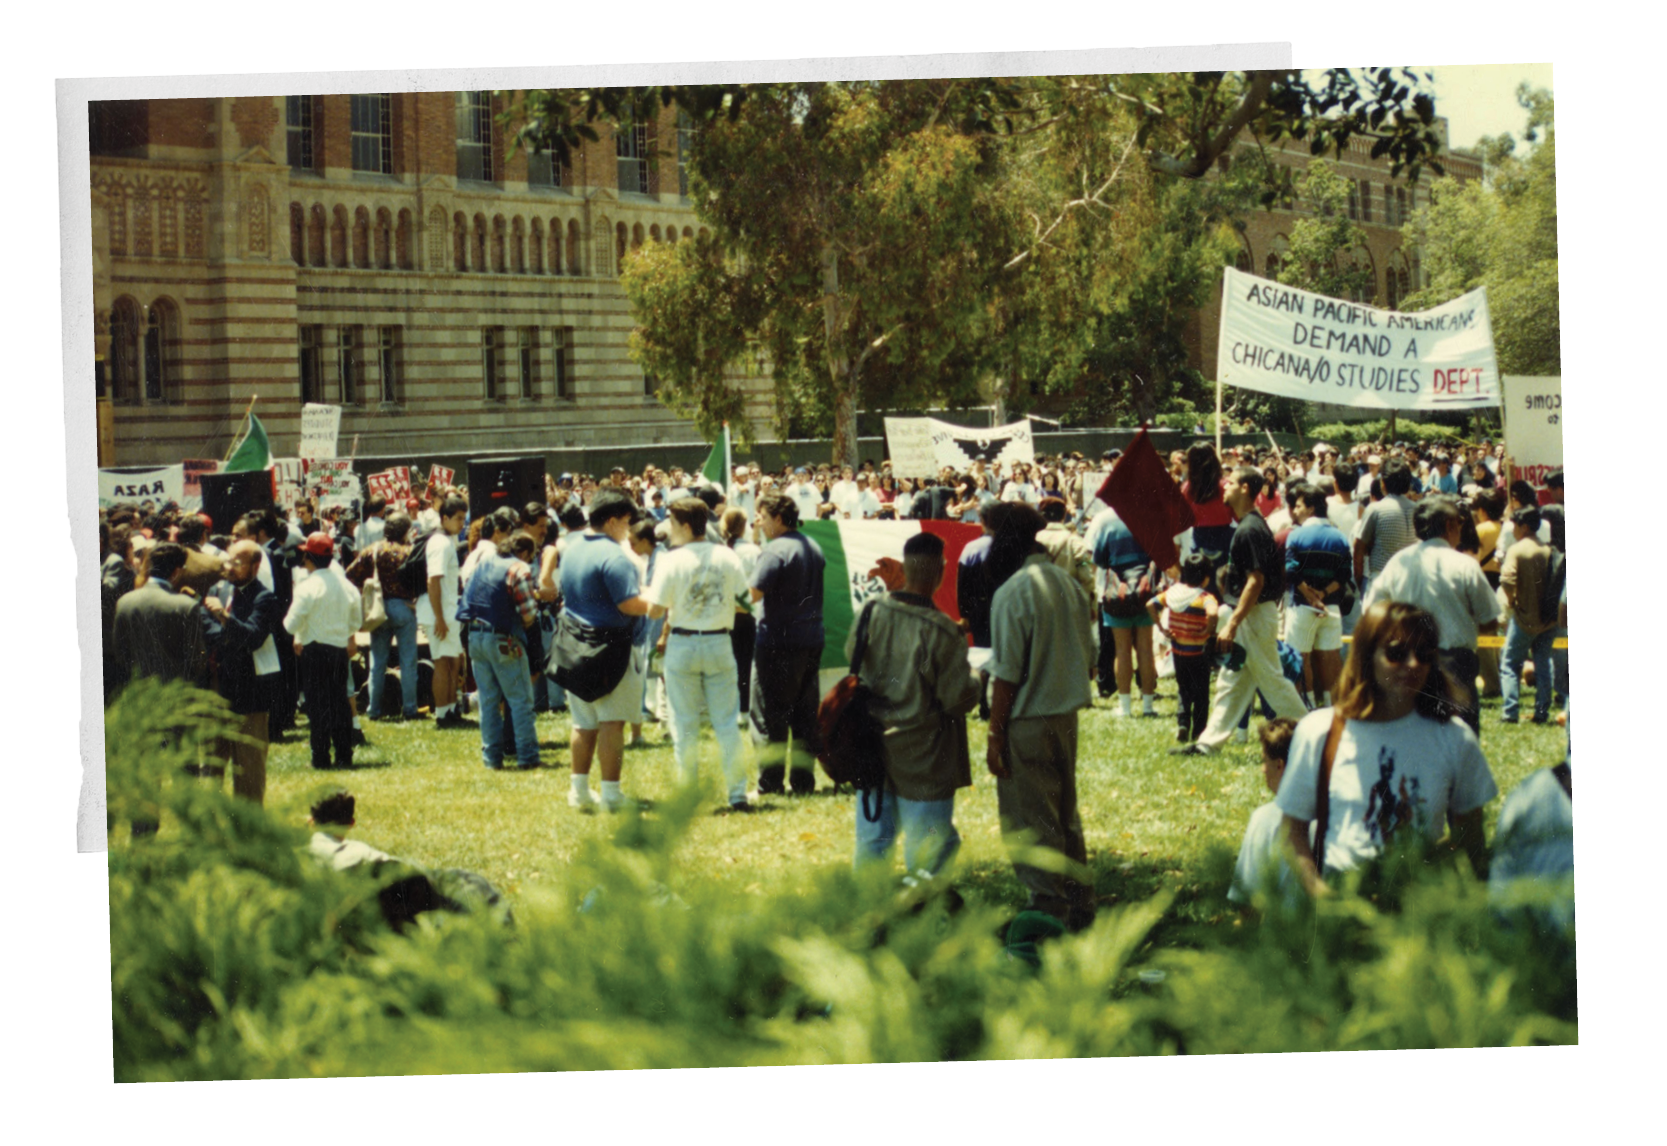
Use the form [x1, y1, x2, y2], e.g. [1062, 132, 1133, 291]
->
[284, 561, 361, 648]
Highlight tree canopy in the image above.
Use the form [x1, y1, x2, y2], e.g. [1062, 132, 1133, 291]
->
[1401, 85, 1558, 377]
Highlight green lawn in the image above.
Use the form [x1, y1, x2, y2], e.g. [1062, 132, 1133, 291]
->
[264, 677, 1568, 920]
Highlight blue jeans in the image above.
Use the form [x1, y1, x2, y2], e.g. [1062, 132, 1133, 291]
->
[368, 596, 419, 717]
[854, 789, 960, 878]
[468, 629, 540, 768]
[1500, 619, 1558, 722]
[663, 633, 748, 803]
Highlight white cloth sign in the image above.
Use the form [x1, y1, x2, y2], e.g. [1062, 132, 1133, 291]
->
[1501, 375, 1563, 489]
[884, 417, 1036, 478]
[1216, 266, 1500, 410]
[299, 404, 342, 460]
[98, 465, 183, 507]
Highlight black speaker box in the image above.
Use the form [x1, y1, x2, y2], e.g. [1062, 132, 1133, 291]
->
[467, 456, 545, 521]
[199, 469, 274, 532]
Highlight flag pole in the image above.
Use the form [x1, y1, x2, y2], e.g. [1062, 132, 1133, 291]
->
[224, 394, 258, 463]
[1214, 378, 1223, 457]
[723, 420, 732, 490]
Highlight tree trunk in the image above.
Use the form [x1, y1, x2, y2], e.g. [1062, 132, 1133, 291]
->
[821, 242, 860, 468]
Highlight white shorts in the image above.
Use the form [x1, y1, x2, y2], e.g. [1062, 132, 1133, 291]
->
[1284, 603, 1342, 653]
[418, 599, 463, 658]
[570, 650, 648, 730]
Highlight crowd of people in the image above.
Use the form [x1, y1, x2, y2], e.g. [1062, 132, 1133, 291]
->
[98, 432, 1571, 937]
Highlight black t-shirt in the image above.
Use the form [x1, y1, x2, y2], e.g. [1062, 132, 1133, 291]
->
[1228, 509, 1285, 603]
[1539, 503, 1565, 554]
[751, 530, 826, 649]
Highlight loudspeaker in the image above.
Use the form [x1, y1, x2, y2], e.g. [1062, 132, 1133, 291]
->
[199, 469, 274, 532]
[467, 456, 545, 522]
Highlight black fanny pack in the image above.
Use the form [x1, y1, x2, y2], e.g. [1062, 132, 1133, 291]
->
[551, 612, 635, 702]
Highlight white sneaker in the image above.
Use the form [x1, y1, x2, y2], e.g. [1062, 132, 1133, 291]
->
[601, 794, 631, 815]
[568, 788, 597, 813]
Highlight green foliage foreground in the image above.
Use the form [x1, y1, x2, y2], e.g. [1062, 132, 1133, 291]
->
[108, 679, 1574, 1080]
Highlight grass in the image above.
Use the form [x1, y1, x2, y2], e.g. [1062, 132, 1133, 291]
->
[261, 672, 1569, 924]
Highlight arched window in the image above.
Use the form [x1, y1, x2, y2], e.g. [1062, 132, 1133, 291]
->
[512, 217, 526, 273]
[666, 227, 678, 245]
[109, 297, 141, 402]
[308, 204, 326, 266]
[529, 219, 544, 274]
[396, 208, 414, 269]
[289, 202, 305, 266]
[352, 206, 371, 268]
[649, 223, 662, 243]
[374, 208, 393, 269]
[631, 222, 645, 250]
[1265, 252, 1281, 279]
[548, 219, 562, 275]
[567, 219, 583, 274]
[697, 227, 709, 242]
[491, 215, 507, 273]
[473, 214, 488, 271]
[453, 212, 468, 271]
[615, 222, 628, 268]
[683, 226, 694, 241]
[144, 299, 179, 402]
[1234, 243, 1253, 273]
[330, 205, 349, 267]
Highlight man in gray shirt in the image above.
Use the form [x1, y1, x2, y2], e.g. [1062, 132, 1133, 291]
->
[1353, 457, 1418, 593]
[985, 504, 1096, 931]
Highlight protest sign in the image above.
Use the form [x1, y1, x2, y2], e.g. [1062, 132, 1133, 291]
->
[427, 464, 455, 491]
[1501, 375, 1563, 490]
[98, 465, 183, 508]
[298, 403, 342, 460]
[271, 458, 306, 508]
[365, 466, 412, 504]
[931, 418, 1034, 470]
[179, 459, 220, 509]
[884, 417, 1036, 477]
[306, 458, 360, 510]
[883, 417, 939, 479]
[1216, 266, 1500, 411]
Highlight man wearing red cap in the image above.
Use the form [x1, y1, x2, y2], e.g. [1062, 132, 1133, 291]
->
[284, 532, 362, 770]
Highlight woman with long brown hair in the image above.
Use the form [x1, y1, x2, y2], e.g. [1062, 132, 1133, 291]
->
[1276, 599, 1498, 897]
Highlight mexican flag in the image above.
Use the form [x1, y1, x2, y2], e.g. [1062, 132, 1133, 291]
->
[799, 518, 984, 672]
[224, 412, 272, 473]
[698, 422, 731, 488]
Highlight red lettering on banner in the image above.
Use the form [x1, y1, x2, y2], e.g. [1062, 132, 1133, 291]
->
[1432, 367, 1485, 396]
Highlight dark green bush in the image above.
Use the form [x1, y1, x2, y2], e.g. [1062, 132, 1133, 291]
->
[107, 680, 1575, 1079]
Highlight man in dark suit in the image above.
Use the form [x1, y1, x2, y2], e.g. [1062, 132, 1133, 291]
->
[201, 539, 282, 804]
[247, 508, 300, 737]
[110, 542, 210, 691]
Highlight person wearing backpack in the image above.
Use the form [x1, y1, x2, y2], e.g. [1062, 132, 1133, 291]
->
[344, 512, 421, 721]
[846, 531, 982, 878]
[1499, 505, 1561, 725]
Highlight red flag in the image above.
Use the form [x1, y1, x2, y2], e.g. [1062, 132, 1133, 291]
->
[1096, 427, 1195, 570]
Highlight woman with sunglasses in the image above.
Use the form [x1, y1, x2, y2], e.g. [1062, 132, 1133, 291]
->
[1275, 599, 1497, 898]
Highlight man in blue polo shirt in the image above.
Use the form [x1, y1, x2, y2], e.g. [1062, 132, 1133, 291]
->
[556, 489, 651, 812]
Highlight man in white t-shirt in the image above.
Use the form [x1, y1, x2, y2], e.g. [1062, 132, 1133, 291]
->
[422, 496, 468, 726]
[786, 467, 822, 522]
[828, 466, 860, 518]
[647, 497, 753, 809]
[851, 473, 882, 520]
[728, 466, 757, 521]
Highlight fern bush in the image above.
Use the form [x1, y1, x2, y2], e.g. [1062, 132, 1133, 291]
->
[106, 680, 1575, 1080]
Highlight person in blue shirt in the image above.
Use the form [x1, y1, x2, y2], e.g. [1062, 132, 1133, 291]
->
[1283, 482, 1354, 708]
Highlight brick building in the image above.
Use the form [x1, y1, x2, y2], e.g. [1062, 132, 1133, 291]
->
[88, 91, 774, 466]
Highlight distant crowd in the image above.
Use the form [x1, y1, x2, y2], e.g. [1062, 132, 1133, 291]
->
[99, 432, 1571, 941]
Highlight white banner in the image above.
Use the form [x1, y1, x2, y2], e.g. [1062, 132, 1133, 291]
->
[1216, 266, 1500, 410]
[299, 403, 342, 460]
[931, 418, 1034, 470]
[884, 416, 1036, 477]
[1501, 375, 1563, 490]
[98, 465, 184, 508]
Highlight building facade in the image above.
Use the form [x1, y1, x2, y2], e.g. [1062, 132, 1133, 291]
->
[88, 91, 773, 466]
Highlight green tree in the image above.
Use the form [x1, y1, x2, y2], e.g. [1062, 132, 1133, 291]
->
[1402, 86, 1558, 376]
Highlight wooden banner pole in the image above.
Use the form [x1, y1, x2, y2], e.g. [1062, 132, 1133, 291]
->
[223, 394, 258, 463]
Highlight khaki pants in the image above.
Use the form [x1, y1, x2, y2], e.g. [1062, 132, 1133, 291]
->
[996, 711, 1093, 927]
[211, 711, 269, 805]
[1197, 602, 1309, 750]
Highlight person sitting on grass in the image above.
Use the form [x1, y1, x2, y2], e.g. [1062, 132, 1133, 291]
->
[1227, 717, 1299, 909]
[307, 789, 509, 929]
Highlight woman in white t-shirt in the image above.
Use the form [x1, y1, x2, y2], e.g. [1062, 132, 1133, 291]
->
[1276, 599, 1498, 896]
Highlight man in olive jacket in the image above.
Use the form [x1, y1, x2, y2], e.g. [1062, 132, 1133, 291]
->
[846, 531, 982, 878]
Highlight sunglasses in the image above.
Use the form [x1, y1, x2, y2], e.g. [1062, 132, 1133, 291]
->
[1380, 641, 1433, 665]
